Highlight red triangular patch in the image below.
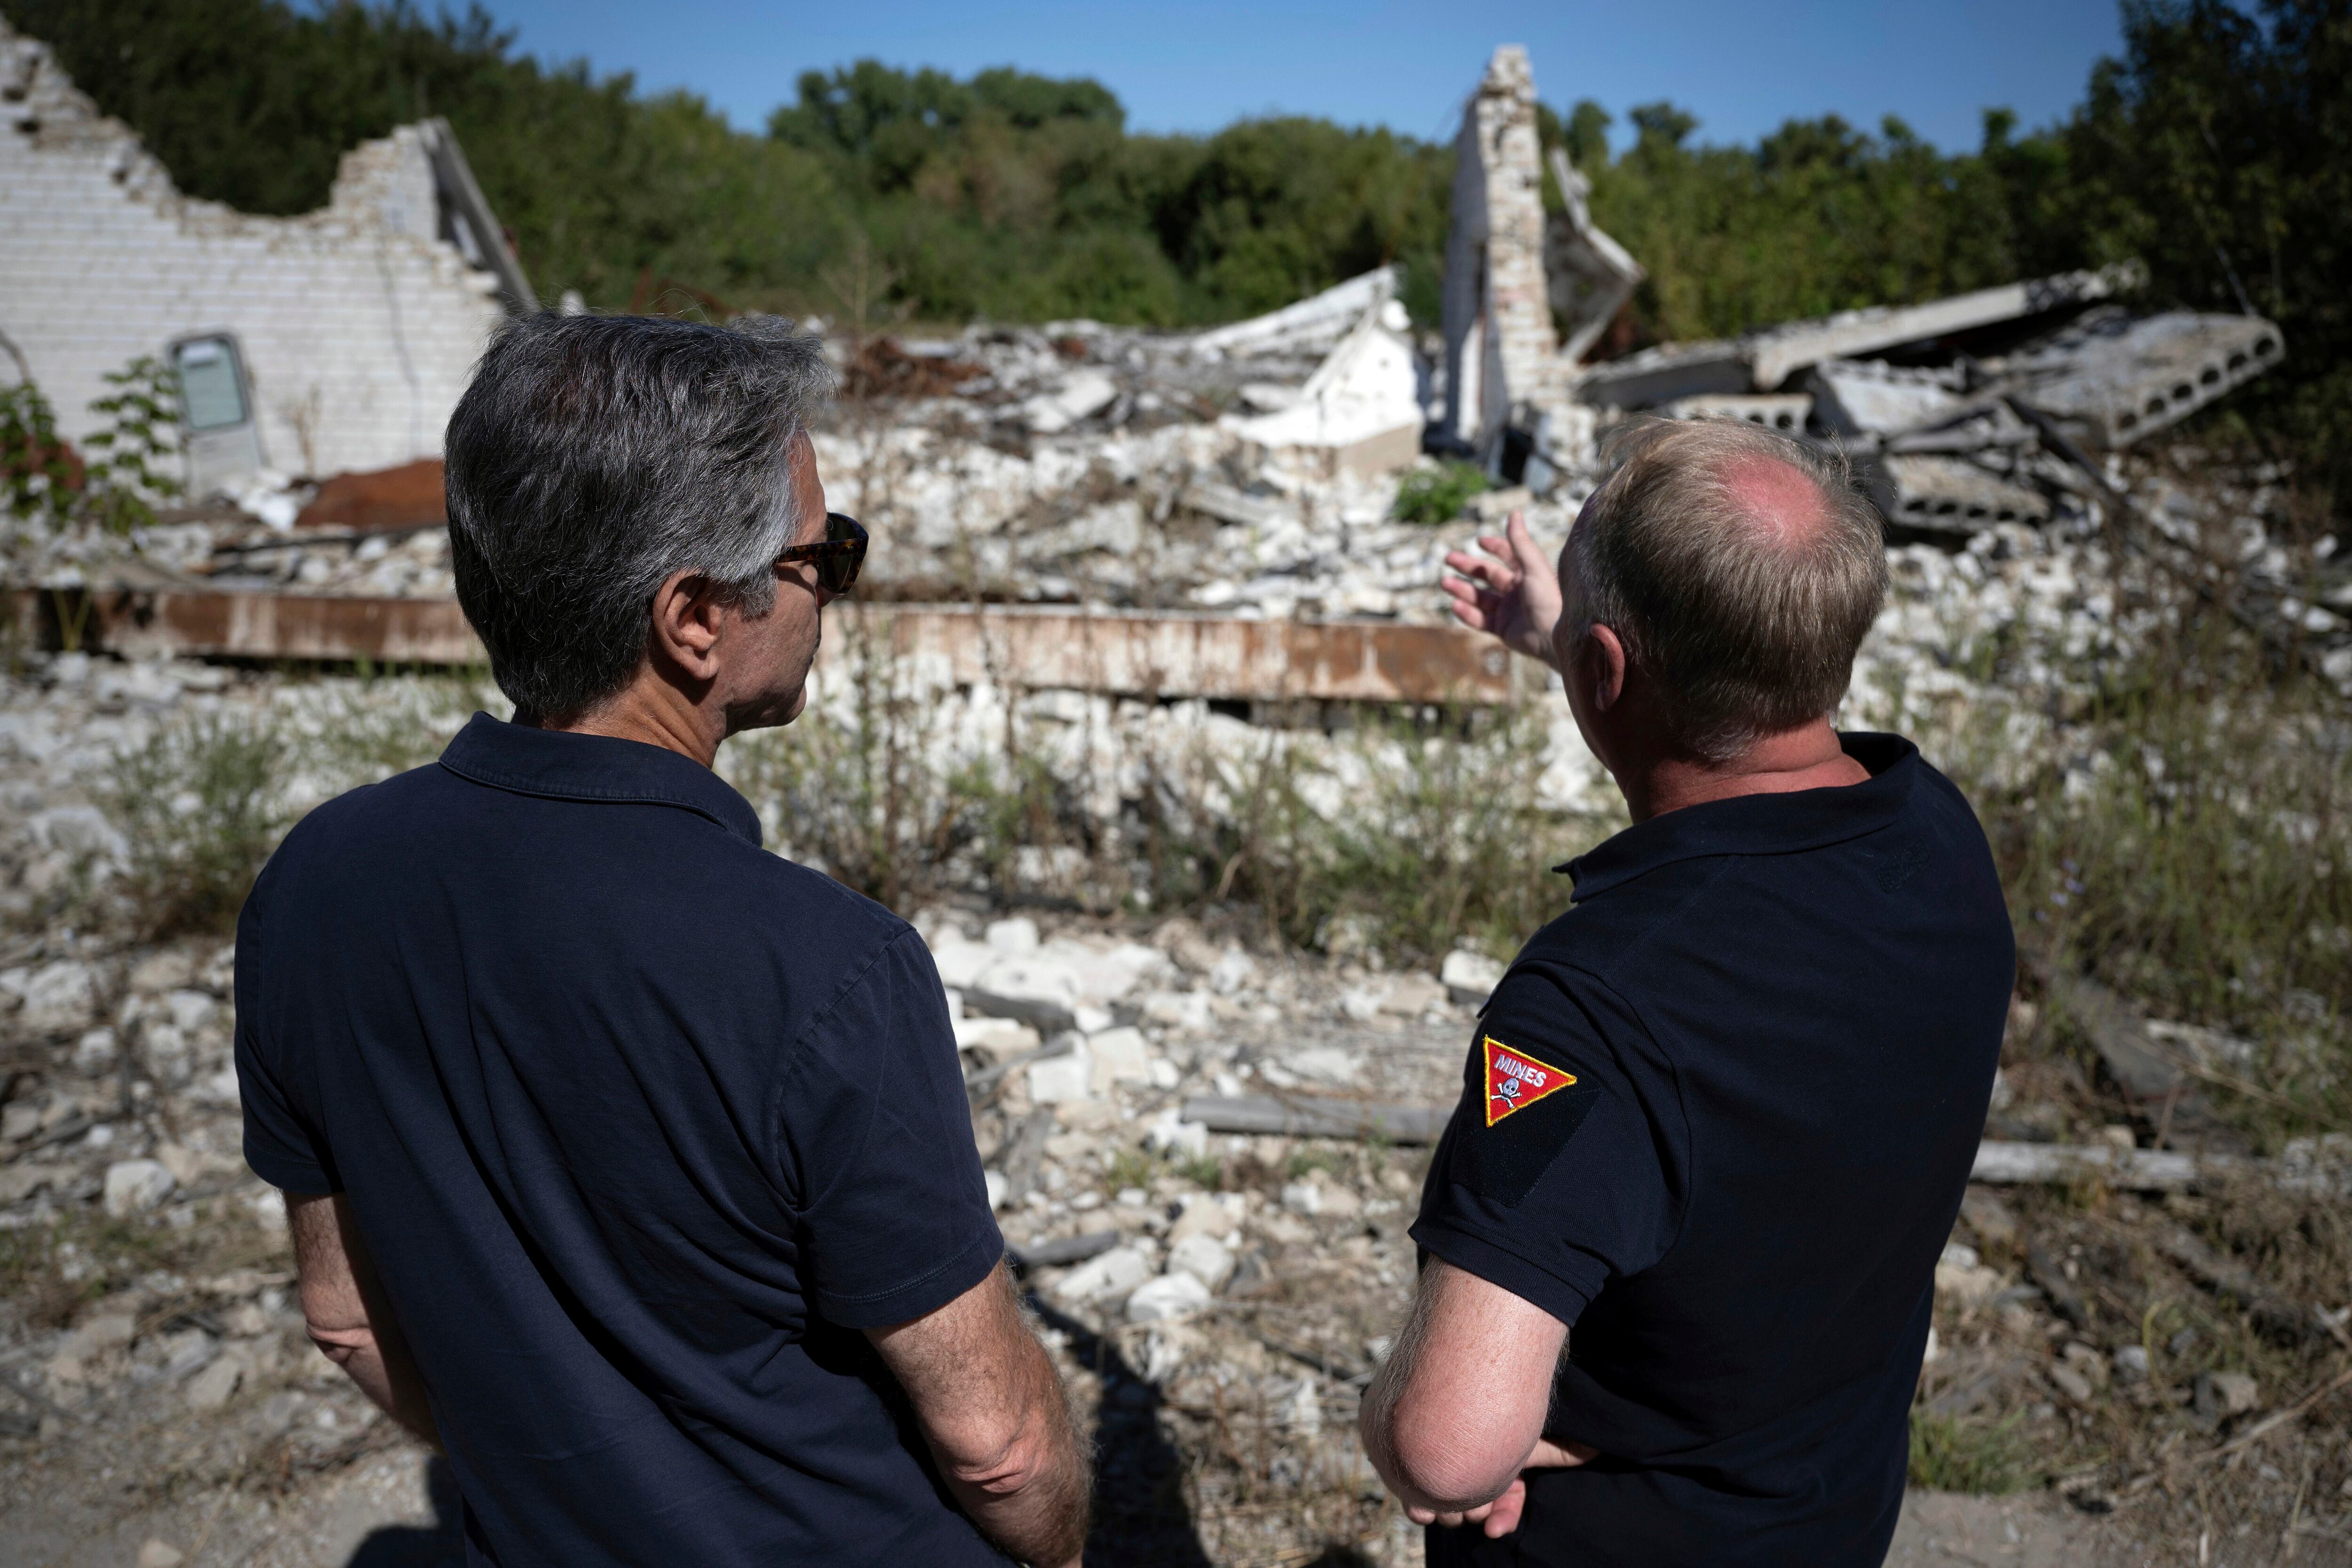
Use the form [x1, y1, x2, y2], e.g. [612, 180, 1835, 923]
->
[1483, 1035, 1576, 1127]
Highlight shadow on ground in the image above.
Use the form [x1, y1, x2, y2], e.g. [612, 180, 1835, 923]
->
[347, 1455, 464, 1566]
[332, 1306, 1220, 1568]
[1026, 1290, 1214, 1568]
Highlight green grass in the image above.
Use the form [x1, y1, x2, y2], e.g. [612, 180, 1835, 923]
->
[102, 711, 291, 939]
[1946, 619, 2352, 1146]
[723, 627, 1619, 967]
[1284, 1146, 1343, 1181]
[1907, 1409, 2031, 1495]
[1103, 1148, 1158, 1193]
[1391, 462, 1489, 525]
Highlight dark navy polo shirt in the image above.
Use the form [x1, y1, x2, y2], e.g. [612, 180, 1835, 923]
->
[1414, 733, 2014, 1568]
[236, 714, 1009, 1568]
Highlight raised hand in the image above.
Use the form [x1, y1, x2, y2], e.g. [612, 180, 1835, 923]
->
[1439, 512, 1564, 669]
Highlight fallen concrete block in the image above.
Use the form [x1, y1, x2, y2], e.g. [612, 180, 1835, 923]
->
[1127, 1270, 1212, 1323]
[102, 1159, 176, 1217]
[1441, 949, 1504, 1007]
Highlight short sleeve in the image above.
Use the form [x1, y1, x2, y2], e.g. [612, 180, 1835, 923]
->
[1410, 964, 1682, 1327]
[233, 865, 339, 1194]
[774, 928, 1003, 1329]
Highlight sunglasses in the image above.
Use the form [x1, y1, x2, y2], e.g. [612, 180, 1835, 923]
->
[775, 511, 867, 595]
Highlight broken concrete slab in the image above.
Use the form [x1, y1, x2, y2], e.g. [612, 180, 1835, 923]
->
[1659, 392, 1812, 433]
[1994, 309, 2286, 448]
[1574, 339, 1752, 411]
[1543, 147, 1644, 366]
[1870, 454, 2054, 533]
[1810, 360, 1971, 438]
[1189, 267, 1399, 362]
[1741, 266, 2140, 391]
[1226, 297, 1424, 477]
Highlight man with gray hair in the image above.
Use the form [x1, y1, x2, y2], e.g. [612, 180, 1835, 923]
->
[235, 314, 1086, 1566]
[1361, 420, 2014, 1564]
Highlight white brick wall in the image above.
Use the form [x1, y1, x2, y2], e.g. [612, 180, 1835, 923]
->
[0, 19, 506, 479]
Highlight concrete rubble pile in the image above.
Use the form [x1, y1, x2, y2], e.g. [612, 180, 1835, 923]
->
[5, 779, 2349, 1557]
[5, 26, 2332, 696]
[4, 29, 2350, 1562]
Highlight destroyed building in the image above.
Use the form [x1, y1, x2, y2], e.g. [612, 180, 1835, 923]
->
[0, 17, 530, 494]
[0, 24, 2307, 661]
[1421, 47, 2287, 537]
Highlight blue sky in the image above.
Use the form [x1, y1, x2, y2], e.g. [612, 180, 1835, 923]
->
[474, 0, 2126, 153]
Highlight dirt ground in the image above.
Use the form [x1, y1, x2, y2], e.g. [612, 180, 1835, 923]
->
[5, 915, 2349, 1567]
[0, 1433, 2179, 1568]
[0, 1405, 2161, 1568]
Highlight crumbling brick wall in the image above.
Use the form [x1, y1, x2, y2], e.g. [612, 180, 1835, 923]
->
[0, 19, 507, 481]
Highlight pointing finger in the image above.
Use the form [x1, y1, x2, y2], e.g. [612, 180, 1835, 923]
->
[1505, 513, 1548, 573]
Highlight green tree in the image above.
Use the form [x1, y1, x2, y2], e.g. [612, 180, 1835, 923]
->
[2050, 0, 2351, 507]
[12, 0, 2345, 507]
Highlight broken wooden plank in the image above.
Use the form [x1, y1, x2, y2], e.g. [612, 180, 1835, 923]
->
[1178, 1095, 1450, 1143]
[1009, 1230, 1120, 1270]
[1971, 1139, 2218, 1192]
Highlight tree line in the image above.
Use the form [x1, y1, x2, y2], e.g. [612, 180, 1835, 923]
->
[9, 0, 2345, 504]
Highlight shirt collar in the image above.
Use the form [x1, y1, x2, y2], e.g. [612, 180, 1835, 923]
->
[1563, 732, 1919, 903]
[438, 712, 763, 847]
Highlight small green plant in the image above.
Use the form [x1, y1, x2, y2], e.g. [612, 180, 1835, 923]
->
[1175, 1151, 1225, 1190]
[0, 377, 80, 525]
[0, 357, 183, 534]
[1285, 1146, 1343, 1181]
[80, 356, 184, 533]
[103, 712, 292, 938]
[1104, 1148, 1158, 1193]
[1391, 461, 1489, 525]
[1103, 1146, 1224, 1194]
[1907, 1409, 2030, 1494]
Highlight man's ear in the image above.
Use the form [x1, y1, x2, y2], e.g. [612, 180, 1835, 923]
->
[648, 570, 727, 685]
[1584, 623, 1629, 715]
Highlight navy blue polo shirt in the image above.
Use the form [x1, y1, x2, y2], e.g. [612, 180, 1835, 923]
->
[236, 714, 1009, 1567]
[1414, 733, 2014, 1568]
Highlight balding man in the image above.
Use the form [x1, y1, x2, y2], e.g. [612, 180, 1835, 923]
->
[1360, 421, 2014, 1566]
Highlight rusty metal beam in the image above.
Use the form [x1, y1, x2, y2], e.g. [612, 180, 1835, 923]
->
[14, 587, 483, 664]
[835, 603, 1512, 703]
[13, 590, 1515, 705]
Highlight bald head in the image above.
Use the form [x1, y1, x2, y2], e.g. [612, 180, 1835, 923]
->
[1720, 454, 1835, 547]
[1565, 419, 1887, 762]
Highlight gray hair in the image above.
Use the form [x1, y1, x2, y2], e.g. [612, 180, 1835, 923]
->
[444, 312, 835, 721]
[1566, 418, 1887, 762]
